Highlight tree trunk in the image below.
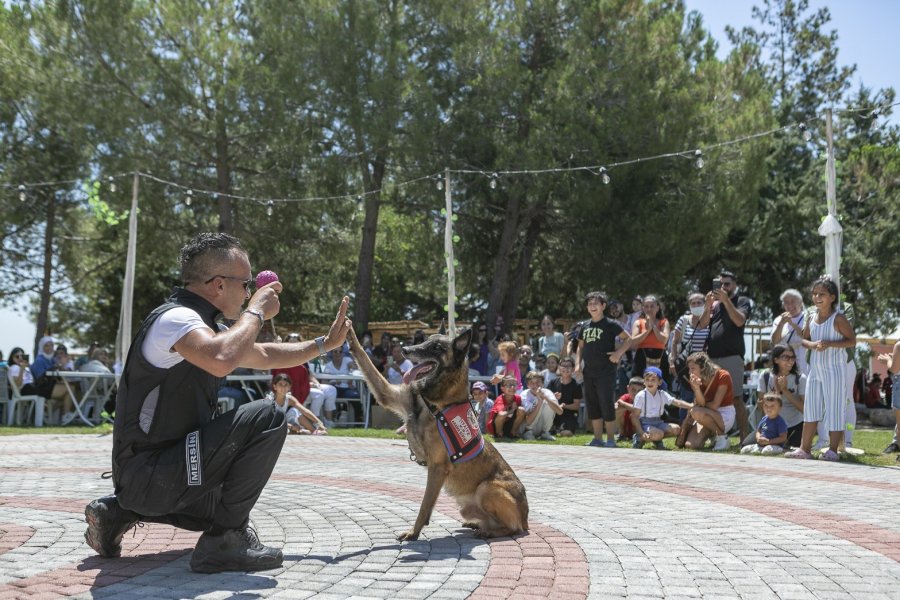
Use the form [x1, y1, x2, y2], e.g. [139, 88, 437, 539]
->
[486, 193, 522, 333]
[34, 190, 56, 355]
[503, 205, 543, 331]
[353, 157, 386, 332]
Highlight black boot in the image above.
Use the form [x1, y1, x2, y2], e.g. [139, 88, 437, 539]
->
[190, 526, 283, 573]
[84, 496, 140, 558]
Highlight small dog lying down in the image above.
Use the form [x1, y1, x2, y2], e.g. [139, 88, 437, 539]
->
[347, 328, 528, 540]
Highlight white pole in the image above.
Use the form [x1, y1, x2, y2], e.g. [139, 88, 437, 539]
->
[443, 167, 456, 338]
[115, 172, 139, 375]
[824, 108, 842, 301]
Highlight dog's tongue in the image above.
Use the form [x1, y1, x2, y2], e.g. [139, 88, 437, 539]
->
[403, 362, 431, 385]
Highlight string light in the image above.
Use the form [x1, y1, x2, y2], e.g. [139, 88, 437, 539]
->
[598, 167, 610, 185]
[798, 123, 812, 142]
[694, 150, 704, 169]
[266, 200, 274, 217]
[185, 189, 193, 206]
[108, 176, 116, 193]
[489, 172, 499, 189]
[18, 185, 26, 202]
[435, 175, 443, 191]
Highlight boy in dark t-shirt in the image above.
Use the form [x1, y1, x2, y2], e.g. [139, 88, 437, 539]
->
[574, 291, 634, 447]
[550, 356, 583, 436]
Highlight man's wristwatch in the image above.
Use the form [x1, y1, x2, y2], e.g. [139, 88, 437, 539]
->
[315, 336, 327, 356]
[243, 308, 265, 327]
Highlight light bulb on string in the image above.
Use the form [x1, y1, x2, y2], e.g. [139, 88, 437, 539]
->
[798, 123, 812, 142]
[108, 176, 116, 193]
[18, 185, 26, 202]
[489, 172, 499, 190]
[185, 189, 193, 206]
[266, 200, 274, 217]
[598, 167, 610, 185]
[694, 150, 704, 169]
[435, 175, 443, 191]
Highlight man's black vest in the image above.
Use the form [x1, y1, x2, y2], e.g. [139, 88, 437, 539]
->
[112, 289, 224, 481]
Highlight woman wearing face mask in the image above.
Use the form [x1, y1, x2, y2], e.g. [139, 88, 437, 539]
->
[670, 292, 710, 403]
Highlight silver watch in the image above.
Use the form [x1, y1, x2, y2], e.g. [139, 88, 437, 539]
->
[243, 308, 265, 326]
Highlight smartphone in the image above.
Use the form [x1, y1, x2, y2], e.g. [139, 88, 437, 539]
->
[712, 278, 722, 291]
[22, 354, 30, 363]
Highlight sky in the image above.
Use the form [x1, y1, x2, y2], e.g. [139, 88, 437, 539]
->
[2, 0, 898, 355]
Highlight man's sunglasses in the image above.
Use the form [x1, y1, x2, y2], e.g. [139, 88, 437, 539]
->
[205, 275, 253, 292]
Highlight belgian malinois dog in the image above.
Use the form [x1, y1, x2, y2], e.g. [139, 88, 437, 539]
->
[347, 328, 528, 540]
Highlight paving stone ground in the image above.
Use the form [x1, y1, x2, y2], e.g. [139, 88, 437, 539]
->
[1, 433, 899, 599]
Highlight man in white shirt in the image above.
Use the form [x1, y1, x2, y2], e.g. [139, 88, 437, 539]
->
[83, 232, 352, 573]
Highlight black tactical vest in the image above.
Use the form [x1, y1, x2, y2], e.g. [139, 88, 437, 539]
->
[112, 289, 224, 479]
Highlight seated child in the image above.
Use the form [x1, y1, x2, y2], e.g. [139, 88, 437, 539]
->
[615, 376, 646, 440]
[740, 393, 788, 455]
[520, 370, 564, 441]
[486, 376, 526, 439]
[629, 367, 693, 449]
[549, 356, 582, 437]
[471, 381, 494, 433]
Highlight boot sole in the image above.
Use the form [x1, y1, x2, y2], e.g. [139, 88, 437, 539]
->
[190, 550, 284, 573]
[84, 501, 122, 558]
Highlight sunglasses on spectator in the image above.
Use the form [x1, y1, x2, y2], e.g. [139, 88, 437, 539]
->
[205, 275, 253, 292]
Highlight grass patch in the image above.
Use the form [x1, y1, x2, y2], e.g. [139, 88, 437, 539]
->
[3, 423, 896, 467]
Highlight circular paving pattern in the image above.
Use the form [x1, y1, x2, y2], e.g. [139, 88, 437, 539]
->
[0, 433, 899, 599]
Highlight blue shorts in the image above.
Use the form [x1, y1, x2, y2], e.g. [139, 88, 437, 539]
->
[640, 417, 669, 433]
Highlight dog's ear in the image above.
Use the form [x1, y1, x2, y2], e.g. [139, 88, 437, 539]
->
[453, 328, 473, 359]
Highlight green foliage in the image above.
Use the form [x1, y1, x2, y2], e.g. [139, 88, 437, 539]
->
[1, 0, 897, 350]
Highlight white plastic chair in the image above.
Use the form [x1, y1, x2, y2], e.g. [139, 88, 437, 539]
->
[5, 372, 46, 427]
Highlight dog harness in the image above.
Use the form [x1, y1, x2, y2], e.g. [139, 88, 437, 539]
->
[429, 401, 485, 464]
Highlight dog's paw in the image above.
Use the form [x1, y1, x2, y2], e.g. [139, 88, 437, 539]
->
[397, 530, 420, 542]
[461, 521, 481, 530]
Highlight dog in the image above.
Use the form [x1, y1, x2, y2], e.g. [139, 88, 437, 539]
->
[347, 327, 528, 540]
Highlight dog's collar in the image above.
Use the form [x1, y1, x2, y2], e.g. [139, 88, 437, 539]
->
[428, 400, 485, 464]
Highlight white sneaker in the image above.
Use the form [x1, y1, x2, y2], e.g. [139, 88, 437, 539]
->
[61, 411, 77, 426]
[713, 435, 730, 451]
[740, 444, 760, 454]
[538, 432, 556, 441]
[521, 430, 535, 440]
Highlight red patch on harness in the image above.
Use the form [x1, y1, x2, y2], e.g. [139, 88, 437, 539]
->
[434, 402, 484, 463]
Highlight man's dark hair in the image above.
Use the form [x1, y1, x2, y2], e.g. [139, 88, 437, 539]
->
[719, 270, 737, 281]
[585, 291, 608, 304]
[180, 233, 246, 284]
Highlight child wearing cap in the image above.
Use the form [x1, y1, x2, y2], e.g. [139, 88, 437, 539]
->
[629, 367, 694, 449]
[471, 381, 494, 433]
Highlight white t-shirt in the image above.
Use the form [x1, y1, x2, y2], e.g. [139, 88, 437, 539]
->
[386, 359, 413, 385]
[141, 306, 217, 369]
[632, 388, 675, 419]
[323, 355, 356, 387]
[772, 313, 809, 375]
[8, 364, 35, 387]
[520, 387, 554, 413]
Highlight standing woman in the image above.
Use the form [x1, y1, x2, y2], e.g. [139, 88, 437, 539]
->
[785, 277, 855, 461]
[682, 352, 734, 451]
[537, 315, 566, 358]
[631, 295, 671, 384]
[670, 292, 710, 402]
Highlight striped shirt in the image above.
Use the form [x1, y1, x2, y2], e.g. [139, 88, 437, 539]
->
[673, 314, 710, 354]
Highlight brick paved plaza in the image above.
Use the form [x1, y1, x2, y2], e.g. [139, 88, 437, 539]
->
[1, 433, 899, 599]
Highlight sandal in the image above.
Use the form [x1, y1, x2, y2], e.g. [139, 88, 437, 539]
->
[784, 448, 813, 459]
[818, 449, 840, 462]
